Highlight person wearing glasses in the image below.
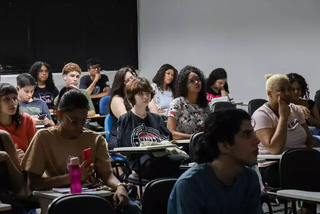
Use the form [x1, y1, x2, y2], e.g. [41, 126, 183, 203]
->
[29, 61, 59, 110]
[22, 88, 141, 214]
[167, 65, 210, 140]
[79, 58, 110, 113]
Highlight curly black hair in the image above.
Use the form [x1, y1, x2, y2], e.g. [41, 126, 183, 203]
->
[287, 73, 310, 99]
[152, 64, 178, 98]
[177, 65, 208, 108]
[29, 61, 56, 92]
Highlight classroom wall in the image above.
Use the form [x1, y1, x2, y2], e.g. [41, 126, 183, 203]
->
[138, 0, 320, 103]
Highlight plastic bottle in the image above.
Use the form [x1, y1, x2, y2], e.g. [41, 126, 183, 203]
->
[69, 157, 82, 194]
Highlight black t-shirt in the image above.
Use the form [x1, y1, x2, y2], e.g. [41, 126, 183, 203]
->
[206, 82, 230, 96]
[33, 86, 59, 109]
[79, 74, 110, 94]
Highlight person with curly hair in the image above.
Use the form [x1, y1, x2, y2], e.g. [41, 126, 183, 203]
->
[167, 65, 210, 140]
[29, 61, 59, 110]
[287, 73, 320, 128]
[206, 68, 230, 102]
[150, 64, 178, 113]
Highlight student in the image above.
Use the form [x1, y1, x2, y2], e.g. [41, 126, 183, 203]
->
[79, 58, 110, 113]
[54, 62, 96, 117]
[287, 73, 320, 128]
[0, 130, 25, 214]
[108, 67, 137, 150]
[0, 83, 36, 153]
[29, 61, 59, 110]
[21, 89, 140, 214]
[206, 68, 230, 102]
[149, 64, 178, 113]
[16, 73, 54, 127]
[168, 109, 262, 214]
[117, 77, 187, 179]
[167, 65, 210, 140]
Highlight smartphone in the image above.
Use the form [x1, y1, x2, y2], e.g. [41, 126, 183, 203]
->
[82, 148, 92, 167]
[38, 114, 47, 120]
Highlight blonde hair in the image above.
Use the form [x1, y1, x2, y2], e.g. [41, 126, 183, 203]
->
[62, 63, 82, 75]
[265, 74, 289, 92]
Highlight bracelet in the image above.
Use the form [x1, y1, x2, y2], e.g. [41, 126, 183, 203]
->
[117, 183, 132, 190]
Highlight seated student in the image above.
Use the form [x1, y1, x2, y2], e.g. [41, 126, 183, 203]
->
[252, 74, 315, 214]
[117, 77, 187, 179]
[17, 73, 55, 127]
[54, 62, 96, 117]
[206, 68, 230, 102]
[287, 73, 320, 128]
[0, 83, 36, 156]
[315, 90, 320, 115]
[168, 109, 262, 214]
[167, 65, 210, 140]
[0, 130, 25, 214]
[79, 58, 110, 113]
[29, 61, 59, 110]
[21, 89, 140, 214]
[149, 64, 178, 113]
[109, 67, 137, 150]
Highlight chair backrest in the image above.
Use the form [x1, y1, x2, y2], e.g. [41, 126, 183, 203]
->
[99, 95, 111, 115]
[47, 194, 115, 214]
[189, 132, 204, 162]
[142, 178, 177, 214]
[248, 99, 267, 116]
[104, 114, 112, 141]
[280, 148, 320, 191]
[210, 101, 236, 112]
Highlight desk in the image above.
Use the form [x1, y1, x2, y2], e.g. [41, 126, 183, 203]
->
[180, 162, 196, 169]
[0, 204, 11, 212]
[257, 154, 282, 160]
[88, 114, 106, 119]
[173, 139, 190, 144]
[277, 190, 320, 203]
[33, 190, 112, 213]
[35, 125, 45, 129]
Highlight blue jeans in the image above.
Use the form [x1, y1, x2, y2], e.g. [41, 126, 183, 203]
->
[119, 200, 141, 214]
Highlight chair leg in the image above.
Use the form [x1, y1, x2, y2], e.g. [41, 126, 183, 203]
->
[292, 201, 297, 214]
[284, 200, 288, 214]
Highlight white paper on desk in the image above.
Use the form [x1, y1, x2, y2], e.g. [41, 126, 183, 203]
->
[52, 187, 88, 193]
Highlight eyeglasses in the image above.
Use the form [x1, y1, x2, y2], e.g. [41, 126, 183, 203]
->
[188, 77, 201, 84]
[90, 66, 101, 71]
[65, 114, 88, 125]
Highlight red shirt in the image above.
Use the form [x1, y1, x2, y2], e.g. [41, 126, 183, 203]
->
[0, 113, 36, 151]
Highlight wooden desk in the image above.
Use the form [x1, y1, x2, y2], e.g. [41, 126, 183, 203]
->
[277, 189, 320, 203]
[0, 204, 11, 212]
[33, 190, 112, 213]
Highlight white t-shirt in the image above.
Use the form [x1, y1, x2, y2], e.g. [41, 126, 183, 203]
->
[252, 103, 307, 167]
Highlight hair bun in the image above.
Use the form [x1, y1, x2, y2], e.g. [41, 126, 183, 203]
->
[265, 74, 273, 80]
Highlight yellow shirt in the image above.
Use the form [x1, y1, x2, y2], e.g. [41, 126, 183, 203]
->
[21, 126, 112, 177]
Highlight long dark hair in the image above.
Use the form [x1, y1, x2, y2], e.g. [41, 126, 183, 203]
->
[29, 61, 57, 92]
[0, 83, 22, 130]
[56, 87, 89, 113]
[177, 65, 208, 108]
[287, 73, 310, 99]
[194, 109, 251, 163]
[152, 64, 178, 97]
[206, 68, 229, 92]
[109, 67, 137, 117]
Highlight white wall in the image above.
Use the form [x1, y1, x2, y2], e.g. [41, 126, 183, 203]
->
[138, 0, 320, 103]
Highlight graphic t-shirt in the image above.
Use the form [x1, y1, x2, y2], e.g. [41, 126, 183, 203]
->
[33, 86, 59, 109]
[19, 98, 52, 120]
[206, 83, 229, 102]
[79, 75, 109, 94]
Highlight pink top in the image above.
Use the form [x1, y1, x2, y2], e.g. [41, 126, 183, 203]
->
[252, 103, 307, 167]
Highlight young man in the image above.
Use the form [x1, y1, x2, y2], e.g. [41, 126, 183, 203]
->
[79, 58, 110, 113]
[167, 109, 262, 214]
[17, 73, 54, 126]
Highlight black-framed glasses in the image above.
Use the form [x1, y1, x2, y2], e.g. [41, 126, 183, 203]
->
[188, 77, 201, 84]
[65, 114, 88, 125]
[90, 66, 101, 71]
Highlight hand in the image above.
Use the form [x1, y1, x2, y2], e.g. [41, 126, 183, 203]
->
[31, 116, 45, 125]
[298, 105, 310, 119]
[80, 159, 94, 183]
[94, 73, 101, 82]
[113, 186, 129, 210]
[43, 117, 51, 126]
[0, 151, 8, 162]
[16, 149, 25, 163]
[220, 85, 225, 91]
[278, 96, 290, 118]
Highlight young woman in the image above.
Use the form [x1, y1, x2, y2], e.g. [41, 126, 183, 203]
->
[29, 61, 59, 110]
[117, 77, 187, 179]
[0, 83, 36, 158]
[206, 68, 230, 102]
[108, 67, 137, 150]
[287, 73, 320, 128]
[150, 64, 178, 113]
[252, 74, 315, 214]
[167, 65, 210, 140]
[21, 88, 140, 213]
[0, 130, 25, 214]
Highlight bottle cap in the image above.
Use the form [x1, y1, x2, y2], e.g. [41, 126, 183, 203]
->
[69, 157, 80, 166]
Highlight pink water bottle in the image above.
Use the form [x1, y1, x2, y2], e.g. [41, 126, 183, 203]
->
[69, 157, 82, 194]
